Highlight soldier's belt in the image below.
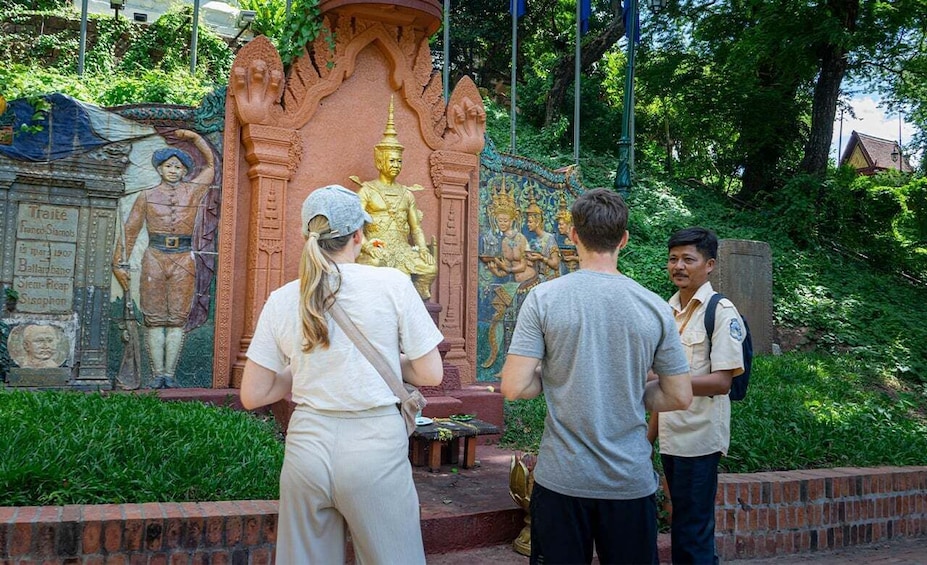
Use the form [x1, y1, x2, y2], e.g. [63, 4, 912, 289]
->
[148, 234, 192, 252]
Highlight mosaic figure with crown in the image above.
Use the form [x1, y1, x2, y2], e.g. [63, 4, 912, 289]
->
[556, 193, 581, 274]
[481, 178, 535, 284]
[352, 98, 438, 300]
[479, 177, 541, 369]
[524, 187, 561, 281]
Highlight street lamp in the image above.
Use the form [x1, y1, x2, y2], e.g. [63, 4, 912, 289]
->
[614, 0, 666, 197]
[891, 145, 901, 171]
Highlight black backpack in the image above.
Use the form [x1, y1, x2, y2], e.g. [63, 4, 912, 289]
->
[703, 293, 753, 401]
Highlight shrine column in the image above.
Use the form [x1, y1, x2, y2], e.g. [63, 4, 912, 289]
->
[229, 124, 301, 386]
[431, 150, 479, 384]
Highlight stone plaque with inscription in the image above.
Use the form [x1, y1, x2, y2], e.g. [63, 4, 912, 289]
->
[13, 203, 78, 313]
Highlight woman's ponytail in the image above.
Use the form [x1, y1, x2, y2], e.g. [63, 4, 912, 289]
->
[298, 215, 351, 351]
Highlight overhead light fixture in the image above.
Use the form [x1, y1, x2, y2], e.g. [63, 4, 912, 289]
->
[647, 0, 667, 12]
[237, 10, 256, 27]
[891, 147, 899, 163]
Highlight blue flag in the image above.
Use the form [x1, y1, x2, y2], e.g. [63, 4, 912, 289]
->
[580, 0, 591, 34]
[622, 0, 641, 43]
[511, 0, 526, 18]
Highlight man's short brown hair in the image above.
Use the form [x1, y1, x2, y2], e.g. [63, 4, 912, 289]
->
[570, 188, 628, 253]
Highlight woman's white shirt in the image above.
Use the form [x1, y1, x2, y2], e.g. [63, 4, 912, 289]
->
[246, 263, 444, 411]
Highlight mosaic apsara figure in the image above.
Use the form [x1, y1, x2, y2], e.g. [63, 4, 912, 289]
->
[524, 191, 561, 281]
[556, 193, 580, 274]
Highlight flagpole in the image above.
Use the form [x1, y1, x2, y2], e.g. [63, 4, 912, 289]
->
[443, 0, 450, 101]
[78, 0, 88, 76]
[574, 0, 581, 163]
[614, 0, 638, 196]
[190, 0, 201, 74]
[511, 0, 518, 152]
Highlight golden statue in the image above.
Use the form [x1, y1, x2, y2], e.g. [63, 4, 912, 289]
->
[351, 98, 438, 299]
[509, 452, 537, 556]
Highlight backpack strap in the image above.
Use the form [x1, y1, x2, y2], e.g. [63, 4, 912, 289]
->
[703, 292, 724, 344]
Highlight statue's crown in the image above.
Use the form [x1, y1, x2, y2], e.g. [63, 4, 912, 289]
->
[525, 186, 543, 217]
[490, 177, 518, 218]
[375, 96, 404, 153]
[556, 193, 572, 223]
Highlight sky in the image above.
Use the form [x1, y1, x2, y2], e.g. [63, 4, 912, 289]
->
[831, 95, 920, 167]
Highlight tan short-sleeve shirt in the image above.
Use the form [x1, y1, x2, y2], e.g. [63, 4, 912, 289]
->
[658, 281, 745, 457]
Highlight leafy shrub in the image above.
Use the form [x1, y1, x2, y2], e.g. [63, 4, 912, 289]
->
[98, 69, 216, 107]
[239, 0, 288, 41]
[119, 4, 233, 83]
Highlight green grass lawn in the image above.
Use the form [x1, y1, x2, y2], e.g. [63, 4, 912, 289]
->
[0, 390, 283, 506]
[502, 352, 927, 473]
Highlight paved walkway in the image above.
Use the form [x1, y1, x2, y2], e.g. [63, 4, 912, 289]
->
[735, 535, 927, 564]
[427, 535, 927, 564]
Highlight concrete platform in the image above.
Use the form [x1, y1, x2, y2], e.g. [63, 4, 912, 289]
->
[416, 444, 525, 555]
[414, 444, 673, 561]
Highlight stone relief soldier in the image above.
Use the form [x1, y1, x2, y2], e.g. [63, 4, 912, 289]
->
[351, 98, 438, 300]
[112, 129, 216, 389]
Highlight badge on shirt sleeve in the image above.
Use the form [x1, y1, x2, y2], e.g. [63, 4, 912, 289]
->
[729, 318, 745, 342]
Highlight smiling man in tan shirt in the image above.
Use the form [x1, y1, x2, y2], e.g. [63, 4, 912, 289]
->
[649, 227, 746, 564]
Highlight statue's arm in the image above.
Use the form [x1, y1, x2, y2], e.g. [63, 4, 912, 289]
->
[176, 129, 216, 186]
[113, 192, 147, 290]
[406, 192, 429, 249]
[544, 237, 561, 269]
[509, 237, 530, 274]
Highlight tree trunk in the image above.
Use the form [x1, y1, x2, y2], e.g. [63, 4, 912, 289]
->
[799, 45, 848, 175]
[543, 17, 626, 127]
[799, 0, 859, 175]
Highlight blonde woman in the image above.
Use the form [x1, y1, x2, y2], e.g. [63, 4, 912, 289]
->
[240, 184, 443, 564]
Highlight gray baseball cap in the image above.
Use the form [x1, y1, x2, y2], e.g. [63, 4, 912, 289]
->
[301, 184, 372, 240]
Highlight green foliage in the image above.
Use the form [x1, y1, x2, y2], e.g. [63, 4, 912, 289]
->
[486, 109, 927, 470]
[0, 5, 229, 106]
[500, 397, 547, 452]
[97, 69, 216, 107]
[119, 4, 233, 83]
[768, 168, 927, 277]
[0, 391, 283, 505]
[0, 0, 70, 12]
[239, 0, 288, 41]
[275, 0, 322, 66]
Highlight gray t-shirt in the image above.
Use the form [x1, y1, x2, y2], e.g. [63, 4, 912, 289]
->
[507, 270, 689, 499]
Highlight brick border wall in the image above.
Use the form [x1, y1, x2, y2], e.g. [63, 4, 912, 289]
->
[1, 467, 925, 562]
[715, 466, 927, 560]
[0, 501, 277, 564]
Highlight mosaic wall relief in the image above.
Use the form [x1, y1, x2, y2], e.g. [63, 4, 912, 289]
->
[477, 138, 588, 381]
[0, 92, 224, 389]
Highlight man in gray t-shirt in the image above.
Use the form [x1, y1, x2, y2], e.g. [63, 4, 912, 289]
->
[501, 188, 692, 565]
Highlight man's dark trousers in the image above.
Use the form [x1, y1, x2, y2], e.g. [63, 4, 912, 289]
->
[661, 452, 722, 565]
